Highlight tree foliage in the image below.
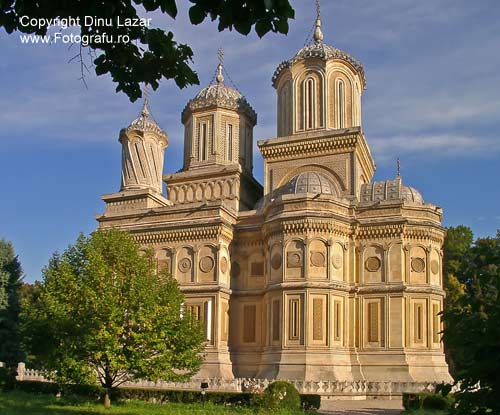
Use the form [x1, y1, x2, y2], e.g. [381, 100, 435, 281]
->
[22, 228, 205, 405]
[443, 230, 500, 414]
[0, 0, 295, 101]
[0, 239, 24, 368]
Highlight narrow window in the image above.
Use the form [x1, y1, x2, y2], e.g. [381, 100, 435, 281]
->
[201, 123, 208, 160]
[337, 80, 345, 128]
[272, 300, 280, 342]
[243, 305, 256, 343]
[432, 304, 440, 343]
[226, 124, 233, 161]
[334, 300, 342, 341]
[368, 302, 379, 343]
[414, 304, 423, 343]
[289, 299, 300, 340]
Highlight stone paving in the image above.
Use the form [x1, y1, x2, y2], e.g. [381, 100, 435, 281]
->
[319, 399, 404, 414]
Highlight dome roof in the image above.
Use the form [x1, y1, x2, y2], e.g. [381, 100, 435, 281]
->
[181, 63, 257, 124]
[401, 185, 424, 204]
[272, 18, 365, 88]
[360, 178, 424, 204]
[282, 171, 337, 196]
[123, 100, 168, 141]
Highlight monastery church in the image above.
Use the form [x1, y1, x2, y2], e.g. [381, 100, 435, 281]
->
[97, 10, 451, 384]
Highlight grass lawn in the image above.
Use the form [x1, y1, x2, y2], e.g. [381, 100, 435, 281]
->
[401, 410, 447, 415]
[0, 390, 306, 415]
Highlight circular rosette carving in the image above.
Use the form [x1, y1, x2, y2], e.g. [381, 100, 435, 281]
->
[430, 259, 439, 275]
[365, 256, 381, 272]
[332, 254, 343, 269]
[199, 256, 215, 273]
[310, 251, 326, 267]
[411, 257, 426, 273]
[231, 262, 240, 278]
[271, 253, 282, 270]
[287, 252, 302, 268]
[220, 257, 228, 273]
[178, 258, 192, 273]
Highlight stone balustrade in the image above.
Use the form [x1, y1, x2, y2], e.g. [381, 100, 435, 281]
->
[13, 362, 441, 399]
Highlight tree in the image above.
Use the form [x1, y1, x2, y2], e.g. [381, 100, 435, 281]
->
[0, 0, 295, 101]
[0, 239, 24, 369]
[442, 225, 473, 375]
[22, 228, 205, 407]
[442, 231, 500, 414]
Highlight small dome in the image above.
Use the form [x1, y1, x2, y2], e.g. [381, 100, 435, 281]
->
[124, 100, 167, 141]
[272, 42, 365, 88]
[181, 71, 257, 124]
[282, 171, 337, 196]
[401, 186, 424, 204]
[360, 178, 425, 204]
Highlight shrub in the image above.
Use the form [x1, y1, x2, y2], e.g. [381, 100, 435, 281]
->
[0, 366, 18, 391]
[403, 393, 421, 410]
[300, 394, 321, 411]
[422, 393, 450, 410]
[258, 381, 301, 411]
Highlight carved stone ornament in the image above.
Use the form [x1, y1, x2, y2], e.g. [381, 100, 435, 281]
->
[430, 259, 439, 275]
[287, 251, 303, 268]
[365, 256, 381, 272]
[220, 257, 228, 273]
[200, 256, 215, 273]
[271, 253, 282, 270]
[332, 254, 343, 270]
[310, 251, 326, 267]
[231, 262, 241, 278]
[178, 258, 192, 273]
[411, 257, 426, 273]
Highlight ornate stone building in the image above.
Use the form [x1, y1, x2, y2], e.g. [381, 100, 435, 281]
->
[97, 16, 451, 384]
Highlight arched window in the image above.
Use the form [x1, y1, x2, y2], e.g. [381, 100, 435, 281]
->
[336, 79, 345, 129]
[304, 77, 315, 129]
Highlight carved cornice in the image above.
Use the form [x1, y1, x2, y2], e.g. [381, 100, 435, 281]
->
[131, 223, 233, 245]
[355, 224, 405, 240]
[263, 218, 351, 239]
[258, 132, 359, 161]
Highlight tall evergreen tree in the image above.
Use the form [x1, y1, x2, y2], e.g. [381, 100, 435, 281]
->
[0, 239, 24, 368]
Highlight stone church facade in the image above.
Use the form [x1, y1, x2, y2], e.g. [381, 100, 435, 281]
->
[97, 17, 451, 384]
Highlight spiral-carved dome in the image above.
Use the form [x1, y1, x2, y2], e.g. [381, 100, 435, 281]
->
[282, 171, 337, 196]
[360, 178, 424, 205]
[124, 100, 168, 141]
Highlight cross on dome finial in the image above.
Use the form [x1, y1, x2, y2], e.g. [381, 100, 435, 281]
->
[141, 84, 150, 117]
[216, 48, 224, 84]
[397, 157, 401, 177]
[313, 0, 324, 43]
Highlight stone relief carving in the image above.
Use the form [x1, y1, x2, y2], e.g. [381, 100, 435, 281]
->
[310, 251, 326, 267]
[287, 251, 303, 268]
[430, 259, 439, 275]
[271, 253, 282, 270]
[178, 258, 192, 273]
[365, 256, 381, 272]
[220, 257, 228, 273]
[332, 254, 343, 269]
[199, 256, 215, 273]
[411, 257, 426, 273]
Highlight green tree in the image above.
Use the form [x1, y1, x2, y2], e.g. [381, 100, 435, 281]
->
[22, 228, 205, 408]
[442, 231, 500, 414]
[0, 0, 295, 101]
[0, 239, 24, 369]
[442, 226, 473, 375]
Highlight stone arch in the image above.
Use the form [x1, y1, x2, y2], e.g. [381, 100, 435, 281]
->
[284, 238, 305, 279]
[176, 246, 194, 283]
[327, 68, 356, 129]
[362, 243, 385, 283]
[294, 68, 325, 132]
[309, 238, 327, 279]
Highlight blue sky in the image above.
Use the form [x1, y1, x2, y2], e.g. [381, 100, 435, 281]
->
[1, 1, 499, 283]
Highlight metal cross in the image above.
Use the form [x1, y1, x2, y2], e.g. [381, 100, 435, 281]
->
[397, 158, 401, 177]
[143, 83, 150, 101]
[217, 48, 224, 67]
[316, 0, 321, 19]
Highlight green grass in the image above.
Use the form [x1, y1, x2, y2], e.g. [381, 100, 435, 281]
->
[401, 410, 447, 415]
[0, 390, 306, 415]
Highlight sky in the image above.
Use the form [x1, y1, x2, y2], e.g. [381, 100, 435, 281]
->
[1, 1, 499, 283]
